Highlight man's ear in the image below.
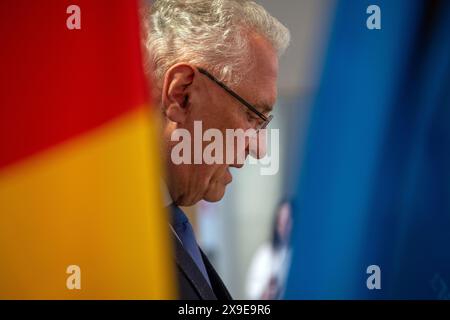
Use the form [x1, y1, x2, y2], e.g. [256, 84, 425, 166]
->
[162, 64, 195, 124]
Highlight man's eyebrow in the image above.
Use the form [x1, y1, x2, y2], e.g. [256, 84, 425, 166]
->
[255, 103, 273, 114]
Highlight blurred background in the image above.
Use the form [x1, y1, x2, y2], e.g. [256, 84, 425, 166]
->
[187, 0, 450, 299]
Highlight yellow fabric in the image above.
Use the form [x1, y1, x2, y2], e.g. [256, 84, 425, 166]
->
[0, 108, 175, 299]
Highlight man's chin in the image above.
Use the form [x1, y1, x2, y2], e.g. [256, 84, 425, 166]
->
[203, 185, 227, 202]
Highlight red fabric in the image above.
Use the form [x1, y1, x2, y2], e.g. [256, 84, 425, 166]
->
[0, 0, 150, 168]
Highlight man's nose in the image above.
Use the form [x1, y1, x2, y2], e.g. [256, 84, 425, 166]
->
[248, 130, 268, 159]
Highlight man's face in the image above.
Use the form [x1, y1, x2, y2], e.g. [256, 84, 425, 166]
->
[165, 34, 278, 206]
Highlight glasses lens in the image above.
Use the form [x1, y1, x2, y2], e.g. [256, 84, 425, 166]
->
[258, 114, 273, 130]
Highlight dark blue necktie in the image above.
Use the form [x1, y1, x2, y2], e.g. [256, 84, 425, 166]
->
[170, 205, 211, 287]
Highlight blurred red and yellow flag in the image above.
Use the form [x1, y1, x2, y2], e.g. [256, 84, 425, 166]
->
[0, 0, 175, 298]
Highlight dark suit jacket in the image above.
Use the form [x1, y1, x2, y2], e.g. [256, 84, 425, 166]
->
[171, 230, 232, 300]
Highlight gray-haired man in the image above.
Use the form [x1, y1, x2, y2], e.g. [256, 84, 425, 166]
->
[143, 0, 290, 299]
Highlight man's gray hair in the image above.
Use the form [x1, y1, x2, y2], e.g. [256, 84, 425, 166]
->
[143, 0, 290, 88]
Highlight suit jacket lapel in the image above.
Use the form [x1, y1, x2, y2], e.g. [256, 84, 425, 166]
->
[200, 249, 233, 300]
[172, 231, 217, 300]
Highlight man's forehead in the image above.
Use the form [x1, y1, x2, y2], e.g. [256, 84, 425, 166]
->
[217, 32, 278, 113]
[245, 72, 278, 113]
[239, 76, 277, 114]
[246, 34, 279, 111]
[250, 33, 279, 75]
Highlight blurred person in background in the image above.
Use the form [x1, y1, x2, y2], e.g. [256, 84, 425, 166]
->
[246, 199, 294, 299]
[143, 0, 290, 299]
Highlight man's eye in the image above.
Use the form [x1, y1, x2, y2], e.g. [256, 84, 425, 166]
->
[246, 112, 265, 129]
[246, 112, 258, 123]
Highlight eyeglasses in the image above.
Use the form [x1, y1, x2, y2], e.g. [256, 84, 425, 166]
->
[198, 67, 273, 130]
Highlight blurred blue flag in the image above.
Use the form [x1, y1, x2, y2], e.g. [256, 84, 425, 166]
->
[285, 0, 450, 299]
